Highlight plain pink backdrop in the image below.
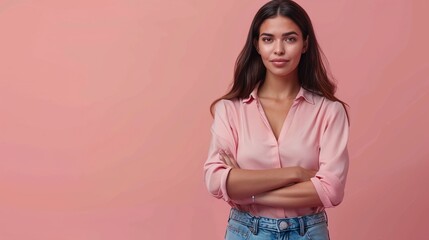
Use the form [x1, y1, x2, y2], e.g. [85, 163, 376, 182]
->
[0, 0, 428, 239]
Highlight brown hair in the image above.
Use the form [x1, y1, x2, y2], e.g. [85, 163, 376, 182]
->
[210, 0, 349, 121]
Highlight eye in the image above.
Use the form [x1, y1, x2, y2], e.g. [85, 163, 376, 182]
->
[261, 37, 273, 43]
[285, 37, 297, 43]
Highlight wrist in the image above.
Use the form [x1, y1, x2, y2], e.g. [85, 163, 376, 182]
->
[290, 166, 303, 182]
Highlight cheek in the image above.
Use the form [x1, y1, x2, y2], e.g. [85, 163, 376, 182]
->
[257, 45, 272, 59]
[288, 46, 304, 58]
[288, 52, 304, 66]
[292, 52, 303, 62]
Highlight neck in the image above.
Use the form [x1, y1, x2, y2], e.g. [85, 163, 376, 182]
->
[258, 71, 300, 100]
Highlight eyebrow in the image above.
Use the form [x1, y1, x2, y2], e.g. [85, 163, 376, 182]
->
[260, 31, 299, 37]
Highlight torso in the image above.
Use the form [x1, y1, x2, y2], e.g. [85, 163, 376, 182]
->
[216, 88, 348, 218]
[258, 97, 294, 141]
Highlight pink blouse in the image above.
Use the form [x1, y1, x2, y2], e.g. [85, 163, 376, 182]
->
[203, 83, 350, 218]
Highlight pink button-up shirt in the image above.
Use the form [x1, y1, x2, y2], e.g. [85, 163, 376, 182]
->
[204, 83, 349, 218]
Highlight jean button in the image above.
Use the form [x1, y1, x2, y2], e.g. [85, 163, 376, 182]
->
[279, 221, 288, 230]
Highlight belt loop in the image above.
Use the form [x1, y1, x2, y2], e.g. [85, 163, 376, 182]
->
[249, 216, 260, 235]
[298, 217, 305, 236]
[324, 211, 329, 225]
[228, 208, 234, 222]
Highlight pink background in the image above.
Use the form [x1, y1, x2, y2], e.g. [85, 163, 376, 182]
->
[0, 0, 428, 239]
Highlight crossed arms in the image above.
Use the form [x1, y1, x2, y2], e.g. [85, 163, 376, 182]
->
[219, 150, 323, 208]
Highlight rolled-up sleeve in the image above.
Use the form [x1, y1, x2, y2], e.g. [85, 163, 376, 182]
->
[311, 101, 350, 208]
[203, 100, 237, 203]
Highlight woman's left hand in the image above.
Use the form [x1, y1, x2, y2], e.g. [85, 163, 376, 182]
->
[219, 150, 254, 208]
[219, 150, 240, 168]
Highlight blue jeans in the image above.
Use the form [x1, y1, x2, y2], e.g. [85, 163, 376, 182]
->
[225, 208, 330, 240]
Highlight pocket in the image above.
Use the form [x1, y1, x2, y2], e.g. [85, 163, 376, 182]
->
[225, 219, 251, 240]
[304, 222, 330, 240]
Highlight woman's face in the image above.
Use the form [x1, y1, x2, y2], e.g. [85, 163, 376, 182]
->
[255, 16, 307, 80]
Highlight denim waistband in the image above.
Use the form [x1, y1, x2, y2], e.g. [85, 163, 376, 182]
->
[228, 208, 328, 236]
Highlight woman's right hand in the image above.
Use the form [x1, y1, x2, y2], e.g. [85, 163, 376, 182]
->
[293, 167, 317, 182]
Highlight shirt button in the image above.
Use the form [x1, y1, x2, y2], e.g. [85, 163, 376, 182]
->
[279, 221, 288, 230]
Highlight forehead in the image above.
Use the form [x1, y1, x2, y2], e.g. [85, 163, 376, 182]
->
[259, 16, 302, 35]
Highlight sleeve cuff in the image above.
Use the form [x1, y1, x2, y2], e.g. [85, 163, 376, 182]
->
[220, 166, 233, 202]
[311, 177, 334, 208]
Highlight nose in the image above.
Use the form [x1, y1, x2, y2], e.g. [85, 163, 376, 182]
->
[274, 40, 285, 55]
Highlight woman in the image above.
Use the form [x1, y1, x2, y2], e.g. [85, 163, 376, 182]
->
[204, 0, 349, 239]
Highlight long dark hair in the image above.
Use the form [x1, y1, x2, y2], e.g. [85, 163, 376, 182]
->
[210, 0, 349, 120]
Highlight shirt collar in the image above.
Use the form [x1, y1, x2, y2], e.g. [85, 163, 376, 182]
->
[242, 82, 315, 105]
[296, 86, 315, 104]
[242, 83, 260, 103]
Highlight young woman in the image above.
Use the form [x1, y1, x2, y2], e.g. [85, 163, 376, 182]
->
[204, 0, 349, 239]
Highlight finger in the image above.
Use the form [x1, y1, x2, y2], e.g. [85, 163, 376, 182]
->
[219, 152, 228, 164]
[230, 158, 239, 168]
[223, 154, 234, 166]
[220, 152, 233, 166]
[224, 151, 239, 168]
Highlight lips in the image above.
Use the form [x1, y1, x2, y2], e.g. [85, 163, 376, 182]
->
[270, 59, 289, 67]
[270, 58, 289, 62]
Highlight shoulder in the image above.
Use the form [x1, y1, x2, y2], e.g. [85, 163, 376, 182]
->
[324, 99, 347, 114]
[312, 94, 348, 123]
[312, 94, 346, 113]
[213, 99, 241, 120]
[214, 99, 241, 113]
[323, 100, 349, 129]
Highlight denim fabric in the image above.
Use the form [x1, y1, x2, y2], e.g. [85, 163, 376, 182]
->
[225, 208, 330, 240]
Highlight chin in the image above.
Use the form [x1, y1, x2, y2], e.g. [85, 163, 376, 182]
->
[268, 70, 294, 78]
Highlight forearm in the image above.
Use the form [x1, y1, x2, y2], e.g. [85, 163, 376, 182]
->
[226, 167, 300, 200]
[255, 181, 323, 208]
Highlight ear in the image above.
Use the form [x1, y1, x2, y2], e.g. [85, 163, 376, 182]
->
[302, 36, 309, 54]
